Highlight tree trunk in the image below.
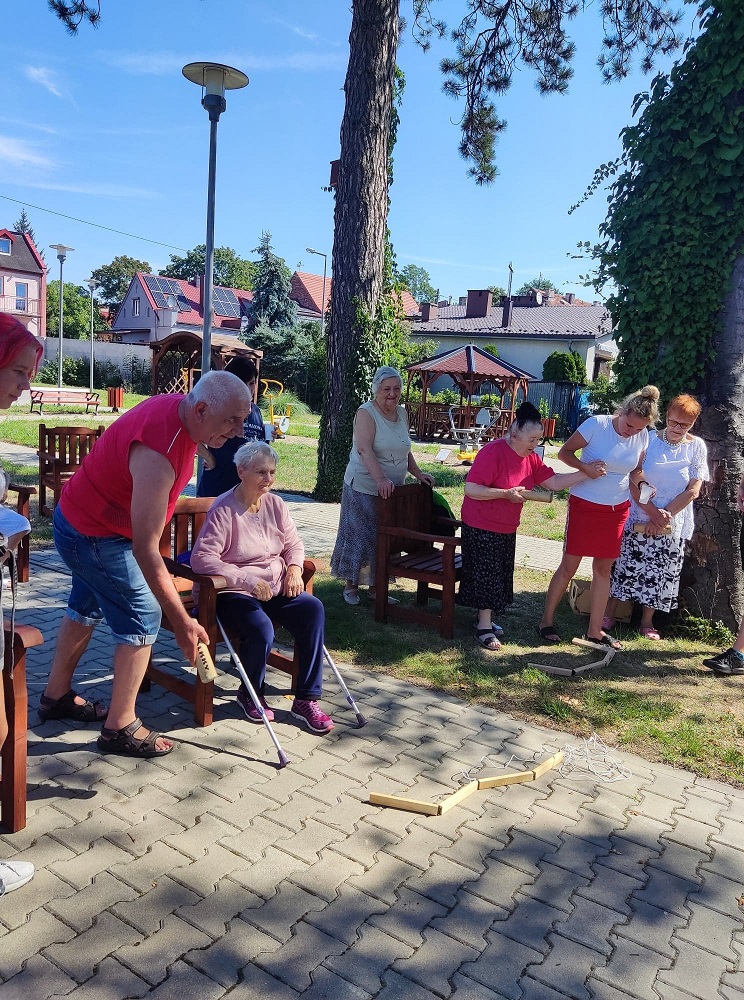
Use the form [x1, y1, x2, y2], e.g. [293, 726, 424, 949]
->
[315, 0, 400, 502]
[681, 255, 744, 629]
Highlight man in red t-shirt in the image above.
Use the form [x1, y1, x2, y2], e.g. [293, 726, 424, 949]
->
[39, 371, 250, 758]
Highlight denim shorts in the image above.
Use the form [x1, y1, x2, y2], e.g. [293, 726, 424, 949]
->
[53, 506, 162, 645]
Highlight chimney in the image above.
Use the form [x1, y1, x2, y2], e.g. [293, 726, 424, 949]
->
[466, 289, 492, 319]
[420, 302, 438, 322]
[501, 298, 513, 328]
[566, 292, 575, 304]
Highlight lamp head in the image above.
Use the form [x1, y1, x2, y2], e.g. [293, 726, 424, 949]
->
[86, 277, 98, 292]
[49, 243, 74, 263]
[182, 62, 248, 120]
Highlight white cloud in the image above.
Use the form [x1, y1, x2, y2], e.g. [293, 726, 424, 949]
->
[19, 179, 157, 199]
[0, 116, 59, 135]
[100, 48, 345, 75]
[0, 136, 53, 169]
[24, 66, 64, 98]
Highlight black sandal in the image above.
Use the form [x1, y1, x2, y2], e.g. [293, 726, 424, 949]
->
[39, 689, 108, 723]
[97, 718, 173, 758]
[536, 625, 561, 644]
[474, 627, 501, 651]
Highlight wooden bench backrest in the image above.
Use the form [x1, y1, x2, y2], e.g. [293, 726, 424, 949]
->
[377, 483, 435, 557]
[39, 424, 105, 470]
[159, 496, 213, 560]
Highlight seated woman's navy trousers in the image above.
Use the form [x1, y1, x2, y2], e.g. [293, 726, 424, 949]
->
[216, 591, 325, 700]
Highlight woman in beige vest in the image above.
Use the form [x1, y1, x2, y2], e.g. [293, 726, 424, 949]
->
[331, 366, 434, 605]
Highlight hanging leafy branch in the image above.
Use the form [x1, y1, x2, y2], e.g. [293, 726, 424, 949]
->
[581, 0, 744, 400]
[411, 0, 687, 182]
[47, 0, 101, 31]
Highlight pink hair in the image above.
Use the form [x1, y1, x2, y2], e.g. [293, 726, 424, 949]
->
[0, 312, 43, 372]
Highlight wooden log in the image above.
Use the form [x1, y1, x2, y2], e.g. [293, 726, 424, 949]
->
[368, 792, 440, 816]
[438, 780, 479, 815]
[532, 751, 565, 779]
[477, 769, 535, 789]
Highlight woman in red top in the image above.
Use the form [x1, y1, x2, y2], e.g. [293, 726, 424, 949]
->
[460, 402, 587, 650]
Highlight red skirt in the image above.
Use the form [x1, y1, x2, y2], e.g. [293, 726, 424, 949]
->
[565, 494, 630, 559]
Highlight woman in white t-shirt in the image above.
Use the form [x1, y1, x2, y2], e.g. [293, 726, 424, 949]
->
[538, 385, 660, 648]
[608, 394, 708, 640]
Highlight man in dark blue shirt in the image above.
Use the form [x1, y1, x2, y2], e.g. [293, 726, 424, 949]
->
[197, 358, 267, 497]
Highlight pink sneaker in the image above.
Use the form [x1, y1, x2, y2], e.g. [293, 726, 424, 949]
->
[290, 699, 334, 734]
[237, 687, 274, 723]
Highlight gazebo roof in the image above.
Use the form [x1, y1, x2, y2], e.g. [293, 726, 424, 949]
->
[407, 344, 534, 381]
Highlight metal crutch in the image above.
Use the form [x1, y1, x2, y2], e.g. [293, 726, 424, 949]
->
[322, 645, 368, 728]
[216, 618, 290, 768]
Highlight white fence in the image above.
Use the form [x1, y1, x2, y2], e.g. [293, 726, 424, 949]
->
[42, 339, 152, 372]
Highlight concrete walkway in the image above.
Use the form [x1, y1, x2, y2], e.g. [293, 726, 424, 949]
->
[2, 549, 744, 1000]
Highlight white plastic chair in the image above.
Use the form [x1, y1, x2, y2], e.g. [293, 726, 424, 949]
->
[474, 407, 501, 440]
[448, 407, 481, 450]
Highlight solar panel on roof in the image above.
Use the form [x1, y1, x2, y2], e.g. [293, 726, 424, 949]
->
[145, 275, 191, 312]
[212, 286, 241, 318]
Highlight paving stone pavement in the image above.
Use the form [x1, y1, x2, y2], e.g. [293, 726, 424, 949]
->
[3, 550, 744, 999]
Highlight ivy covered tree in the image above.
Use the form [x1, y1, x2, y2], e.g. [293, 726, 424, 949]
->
[160, 244, 254, 291]
[244, 232, 298, 333]
[90, 254, 151, 306]
[584, 0, 744, 627]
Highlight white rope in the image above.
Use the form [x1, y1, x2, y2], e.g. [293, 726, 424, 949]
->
[454, 732, 631, 786]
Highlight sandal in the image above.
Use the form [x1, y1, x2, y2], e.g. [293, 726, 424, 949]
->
[39, 689, 108, 724]
[536, 624, 561, 644]
[640, 626, 661, 641]
[583, 633, 623, 650]
[342, 588, 361, 606]
[475, 627, 501, 651]
[97, 718, 173, 758]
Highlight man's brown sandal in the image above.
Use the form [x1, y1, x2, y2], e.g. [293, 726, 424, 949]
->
[97, 718, 173, 758]
[39, 689, 108, 723]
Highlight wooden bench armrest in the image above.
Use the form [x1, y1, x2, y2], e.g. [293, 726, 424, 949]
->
[2, 623, 43, 670]
[163, 557, 228, 591]
[378, 525, 461, 546]
[7, 483, 37, 498]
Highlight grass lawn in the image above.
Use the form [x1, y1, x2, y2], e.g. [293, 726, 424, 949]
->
[313, 567, 743, 786]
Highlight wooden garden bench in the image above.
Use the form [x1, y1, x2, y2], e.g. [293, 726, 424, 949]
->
[30, 388, 100, 415]
[1, 622, 44, 833]
[38, 424, 105, 517]
[375, 483, 462, 638]
[143, 496, 316, 727]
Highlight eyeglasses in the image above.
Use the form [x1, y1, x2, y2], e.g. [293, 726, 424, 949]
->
[667, 418, 694, 430]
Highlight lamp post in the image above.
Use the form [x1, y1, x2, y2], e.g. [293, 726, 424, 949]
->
[85, 277, 98, 392]
[305, 247, 328, 340]
[182, 61, 248, 380]
[49, 244, 74, 387]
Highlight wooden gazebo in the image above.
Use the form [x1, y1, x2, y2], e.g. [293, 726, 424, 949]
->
[150, 331, 262, 395]
[405, 344, 533, 440]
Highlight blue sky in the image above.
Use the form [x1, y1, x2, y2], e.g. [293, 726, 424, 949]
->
[4, 1, 699, 301]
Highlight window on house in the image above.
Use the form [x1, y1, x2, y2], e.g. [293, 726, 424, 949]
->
[0, 276, 3, 296]
[132, 297, 140, 317]
[0, 238, 10, 255]
[15, 282, 28, 312]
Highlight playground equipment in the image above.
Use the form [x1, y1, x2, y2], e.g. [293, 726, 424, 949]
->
[260, 379, 291, 438]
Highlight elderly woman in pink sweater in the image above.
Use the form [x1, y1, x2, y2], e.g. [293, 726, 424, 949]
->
[190, 441, 334, 734]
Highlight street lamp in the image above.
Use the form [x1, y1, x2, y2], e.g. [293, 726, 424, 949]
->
[182, 61, 249, 379]
[305, 247, 328, 340]
[85, 277, 98, 392]
[49, 244, 74, 387]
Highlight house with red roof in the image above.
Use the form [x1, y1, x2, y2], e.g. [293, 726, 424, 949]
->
[411, 288, 616, 381]
[0, 228, 47, 339]
[291, 270, 419, 322]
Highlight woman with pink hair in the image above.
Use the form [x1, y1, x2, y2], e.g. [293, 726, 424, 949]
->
[0, 313, 41, 896]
